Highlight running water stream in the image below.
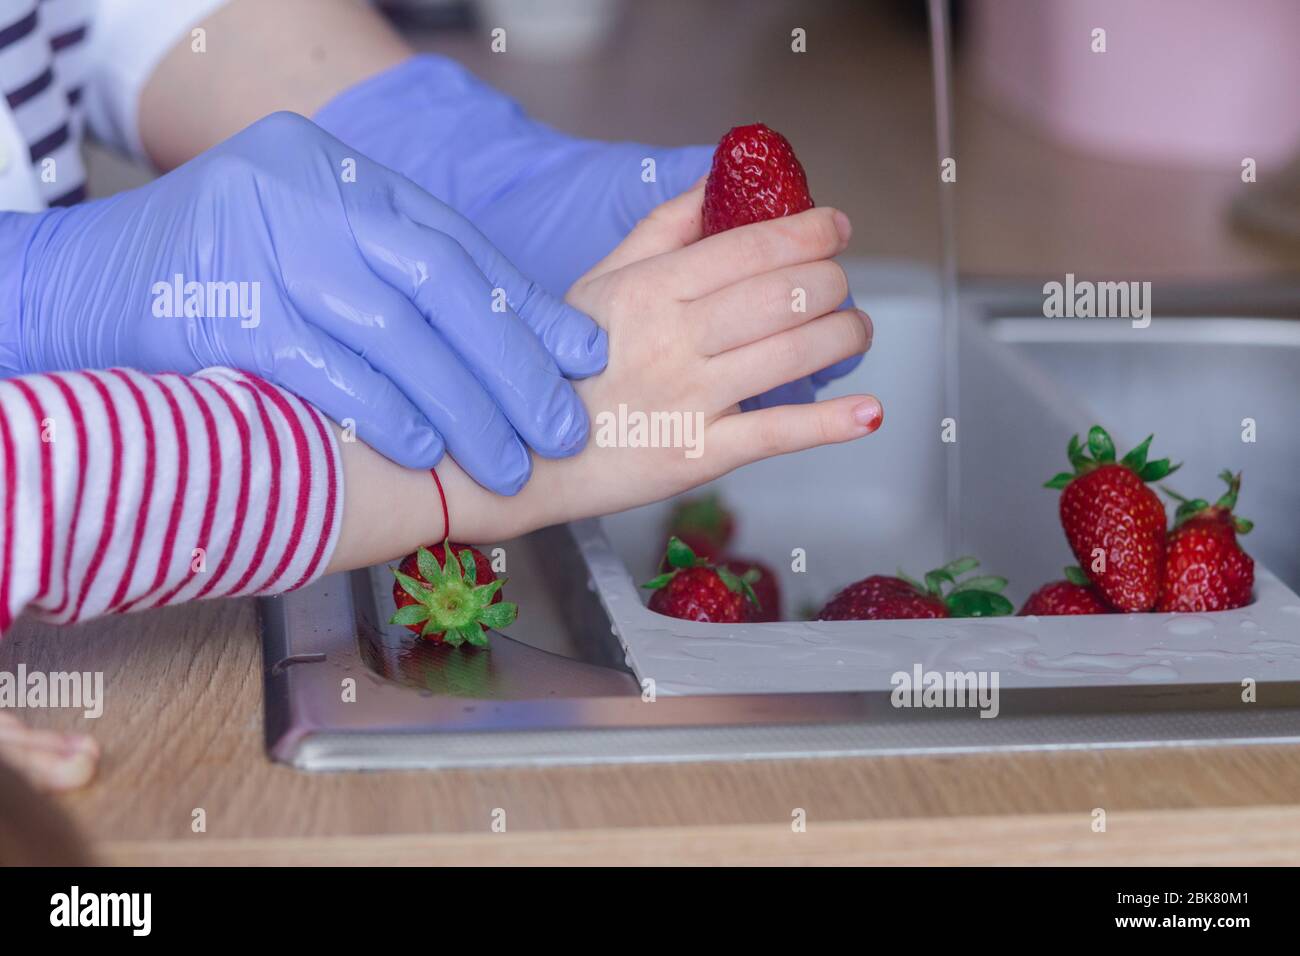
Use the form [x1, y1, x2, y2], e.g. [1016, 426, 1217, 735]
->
[927, 0, 961, 558]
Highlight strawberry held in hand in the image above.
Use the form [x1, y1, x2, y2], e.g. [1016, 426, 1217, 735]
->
[390, 541, 517, 646]
[1019, 567, 1113, 616]
[643, 536, 759, 623]
[702, 124, 814, 236]
[817, 557, 1014, 621]
[1157, 471, 1255, 612]
[1046, 426, 1177, 612]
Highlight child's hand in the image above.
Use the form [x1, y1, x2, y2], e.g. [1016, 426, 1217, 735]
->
[331, 183, 880, 567]
[536, 181, 879, 525]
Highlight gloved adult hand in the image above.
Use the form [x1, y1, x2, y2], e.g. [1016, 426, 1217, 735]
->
[314, 55, 862, 409]
[0, 112, 607, 494]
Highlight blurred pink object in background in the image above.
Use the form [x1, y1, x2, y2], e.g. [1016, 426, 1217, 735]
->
[968, 0, 1300, 168]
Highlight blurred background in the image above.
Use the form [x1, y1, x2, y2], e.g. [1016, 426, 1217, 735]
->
[91, 0, 1300, 283]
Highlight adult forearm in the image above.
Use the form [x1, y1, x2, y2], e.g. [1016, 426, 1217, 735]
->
[137, 0, 411, 170]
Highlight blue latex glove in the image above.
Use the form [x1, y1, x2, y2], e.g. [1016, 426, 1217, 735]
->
[314, 55, 863, 409]
[0, 112, 607, 494]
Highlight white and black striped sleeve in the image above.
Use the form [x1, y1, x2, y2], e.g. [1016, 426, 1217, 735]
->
[0, 0, 90, 207]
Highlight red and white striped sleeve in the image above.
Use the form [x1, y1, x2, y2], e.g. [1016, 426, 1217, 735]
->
[0, 366, 343, 635]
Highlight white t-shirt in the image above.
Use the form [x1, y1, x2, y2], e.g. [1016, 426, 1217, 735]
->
[0, 0, 227, 212]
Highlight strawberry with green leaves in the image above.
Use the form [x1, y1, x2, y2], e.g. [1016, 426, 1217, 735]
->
[643, 536, 759, 623]
[389, 541, 517, 646]
[1045, 426, 1177, 612]
[817, 557, 1014, 621]
[1019, 566, 1113, 616]
[721, 556, 781, 622]
[1157, 471, 1255, 612]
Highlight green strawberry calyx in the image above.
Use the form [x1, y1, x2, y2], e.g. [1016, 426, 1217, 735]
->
[668, 494, 730, 539]
[1162, 469, 1254, 535]
[641, 535, 760, 612]
[389, 541, 518, 647]
[1063, 565, 1093, 587]
[1045, 425, 1179, 490]
[896, 556, 1014, 618]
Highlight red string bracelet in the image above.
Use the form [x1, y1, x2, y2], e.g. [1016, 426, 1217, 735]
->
[430, 467, 449, 542]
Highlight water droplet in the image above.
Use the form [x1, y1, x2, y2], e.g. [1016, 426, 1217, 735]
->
[1249, 639, 1300, 656]
[1166, 616, 1214, 635]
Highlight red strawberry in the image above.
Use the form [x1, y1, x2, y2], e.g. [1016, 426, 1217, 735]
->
[1020, 567, 1113, 616]
[389, 541, 517, 645]
[664, 494, 735, 561]
[817, 557, 1013, 621]
[643, 537, 757, 623]
[1046, 426, 1177, 612]
[1157, 471, 1255, 612]
[702, 124, 814, 236]
[819, 576, 945, 621]
[721, 556, 781, 622]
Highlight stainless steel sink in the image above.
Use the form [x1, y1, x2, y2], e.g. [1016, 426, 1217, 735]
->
[260, 273, 1300, 770]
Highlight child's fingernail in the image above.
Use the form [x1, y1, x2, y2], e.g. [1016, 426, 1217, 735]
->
[833, 210, 853, 244]
[851, 398, 883, 433]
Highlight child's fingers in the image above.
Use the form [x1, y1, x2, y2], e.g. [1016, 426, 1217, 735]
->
[706, 308, 873, 407]
[709, 394, 883, 470]
[690, 259, 850, 356]
[645, 207, 850, 301]
[580, 178, 707, 283]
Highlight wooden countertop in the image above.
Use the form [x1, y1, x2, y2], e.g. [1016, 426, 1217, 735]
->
[6, 601, 1300, 865]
